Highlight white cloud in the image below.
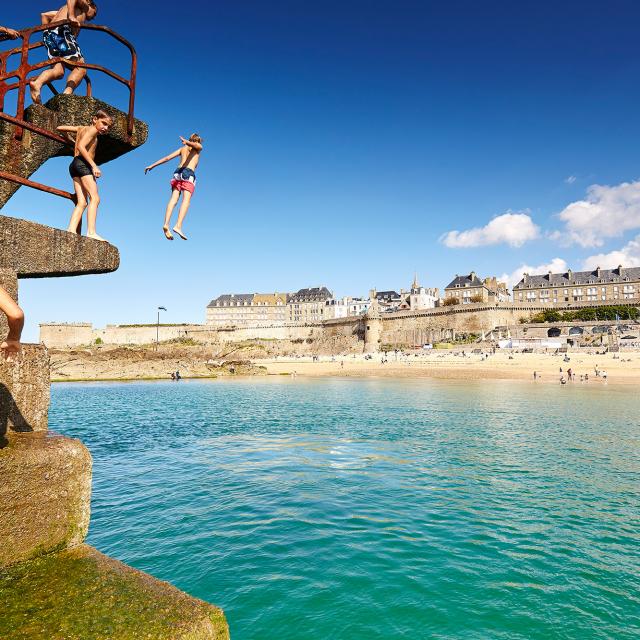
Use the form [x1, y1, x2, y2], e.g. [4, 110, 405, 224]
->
[440, 212, 540, 248]
[554, 180, 640, 248]
[500, 257, 568, 290]
[565, 175, 577, 184]
[582, 234, 640, 270]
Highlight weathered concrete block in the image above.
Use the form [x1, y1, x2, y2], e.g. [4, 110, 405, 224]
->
[0, 343, 50, 441]
[0, 434, 91, 568]
[0, 94, 148, 208]
[0, 544, 230, 639]
[0, 215, 119, 277]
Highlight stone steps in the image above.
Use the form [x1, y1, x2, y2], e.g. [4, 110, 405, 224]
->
[0, 93, 148, 208]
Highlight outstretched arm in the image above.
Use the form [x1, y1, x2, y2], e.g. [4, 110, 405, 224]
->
[144, 148, 182, 174]
[180, 136, 203, 151]
[0, 286, 24, 360]
[56, 125, 79, 145]
[0, 25, 20, 39]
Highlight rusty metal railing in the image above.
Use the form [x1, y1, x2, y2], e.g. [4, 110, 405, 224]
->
[0, 20, 138, 202]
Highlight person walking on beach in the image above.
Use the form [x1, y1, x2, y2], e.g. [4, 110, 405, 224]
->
[144, 134, 203, 241]
[0, 287, 24, 361]
[56, 109, 113, 241]
[533, 371, 537, 381]
[29, 1, 98, 104]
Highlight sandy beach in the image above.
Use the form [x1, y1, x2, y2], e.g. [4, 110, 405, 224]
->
[256, 351, 640, 384]
[47, 343, 640, 385]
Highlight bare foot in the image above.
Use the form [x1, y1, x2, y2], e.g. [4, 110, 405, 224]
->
[87, 232, 108, 242]
[163, 226, 174, 240]
[173, 226, 187, 240]
[29, 79, 41, 104]
[66, 226, 81, 235]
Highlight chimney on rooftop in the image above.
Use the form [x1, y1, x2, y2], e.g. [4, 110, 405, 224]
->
[618, 265, 624, 277]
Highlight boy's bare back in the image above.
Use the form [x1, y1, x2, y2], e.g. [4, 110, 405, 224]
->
[178, 144, 201, 171]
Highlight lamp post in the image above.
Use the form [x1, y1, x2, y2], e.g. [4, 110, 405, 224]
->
[156, 306, 167, 351]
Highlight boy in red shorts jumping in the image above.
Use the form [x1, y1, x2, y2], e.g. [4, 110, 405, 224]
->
[144, 134, 203, 240]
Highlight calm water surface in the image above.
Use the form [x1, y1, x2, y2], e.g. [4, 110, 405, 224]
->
[50, 378, 640, 639]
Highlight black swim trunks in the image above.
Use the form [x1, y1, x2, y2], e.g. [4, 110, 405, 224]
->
[42, 25, 83, 62]
[69, 156, 93, 179]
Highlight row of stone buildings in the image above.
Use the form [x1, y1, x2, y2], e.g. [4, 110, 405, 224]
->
[511, 265, 640, 305]
[438, 266, 640, 308]
[206, 277, 440, 327]
[205, 265, 640, 328]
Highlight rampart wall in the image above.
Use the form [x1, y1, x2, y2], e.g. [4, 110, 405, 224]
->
[40, 321, 351, 347]
[44, 303, 634, 351]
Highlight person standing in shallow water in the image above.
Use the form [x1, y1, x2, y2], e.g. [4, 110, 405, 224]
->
[144, 134, 203, 241]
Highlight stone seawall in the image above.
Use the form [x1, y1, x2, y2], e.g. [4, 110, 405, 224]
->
[41, 321, 355, 347]
[44, 303, 629, 353]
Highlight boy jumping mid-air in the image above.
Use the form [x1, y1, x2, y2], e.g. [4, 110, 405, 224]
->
[57, 109, 113, 241]
[29, 0, 97, 104]
[0, 287, 24, 361]
[144, 134, 203, 240]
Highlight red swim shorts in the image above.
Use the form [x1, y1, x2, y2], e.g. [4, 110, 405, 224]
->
[170, 179, 195, 194]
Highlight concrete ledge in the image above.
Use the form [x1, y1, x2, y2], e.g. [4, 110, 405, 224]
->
[0, 544, 229, 639]
[0, 344, 50, 439]
[0, 215, 119, 277]
[43, 94, 148, 165]
[0, 94, 148, 207]
[0, 433, 91, 568]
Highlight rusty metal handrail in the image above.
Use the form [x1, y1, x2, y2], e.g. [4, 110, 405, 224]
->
[0, 20, 138, 205]
[0, 20, 137, 139]
[0, 170, 74, 201]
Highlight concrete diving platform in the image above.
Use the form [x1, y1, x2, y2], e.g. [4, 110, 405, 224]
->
[0, 214, 119, 278]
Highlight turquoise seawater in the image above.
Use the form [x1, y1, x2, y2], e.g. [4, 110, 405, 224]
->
[50, 378, 640, 639]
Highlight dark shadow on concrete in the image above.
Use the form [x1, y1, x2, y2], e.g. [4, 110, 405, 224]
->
[0, 383, 32, 448]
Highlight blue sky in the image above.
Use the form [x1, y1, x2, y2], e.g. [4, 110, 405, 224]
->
[4, 1, 640, 340]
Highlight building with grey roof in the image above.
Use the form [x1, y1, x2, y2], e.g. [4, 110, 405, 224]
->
[206, 292, 289, 327]
[444, 272, 509, 305]
[288, 287, 334, 323]
[512, 265, 640, 306]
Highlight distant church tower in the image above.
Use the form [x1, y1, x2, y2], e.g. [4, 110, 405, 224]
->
[411, 272, 420, 294]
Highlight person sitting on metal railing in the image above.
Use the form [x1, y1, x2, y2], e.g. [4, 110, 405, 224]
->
[0, 287, 24, 362]
[29, 0, 98, 104]
[0, 25, 20, 41]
